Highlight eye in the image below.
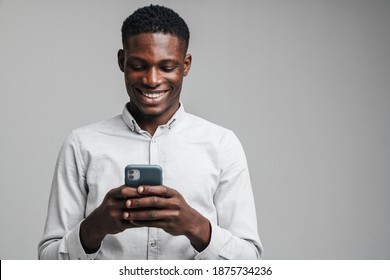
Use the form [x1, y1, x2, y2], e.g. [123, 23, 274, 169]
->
[161, 65, 177, 72]
[128, 64, 145, 71]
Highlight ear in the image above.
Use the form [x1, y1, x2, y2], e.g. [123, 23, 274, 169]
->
[117, 49, 125, 72]
[183, 54, 192, 77]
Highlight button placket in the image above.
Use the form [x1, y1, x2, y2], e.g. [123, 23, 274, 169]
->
[148, 136, 160, 259]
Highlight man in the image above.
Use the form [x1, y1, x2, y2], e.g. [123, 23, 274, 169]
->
[39, 5, 263, 260]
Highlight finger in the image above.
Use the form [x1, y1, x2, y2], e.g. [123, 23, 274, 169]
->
[124, 199, 132, 209]
[120, 218, 142, 229]
[126, 196, 166, 209]
[108, 185, 141, 199]
[104, 196, 132, 212]
[137, 185, 177, 198]
[106, 185, 125, 198]
[121, 186, 143, 198]
[123, 211, 130, 220]
[128, 220, 175, 233]
[107, 208, 126, 220]
[127, 221, 143, 227]
[123, 209, 177, 221]
[127, 220, 161, 227]
[121, 212, 144, 228]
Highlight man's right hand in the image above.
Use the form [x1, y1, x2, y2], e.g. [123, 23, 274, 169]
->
[79, 185, 141, 253]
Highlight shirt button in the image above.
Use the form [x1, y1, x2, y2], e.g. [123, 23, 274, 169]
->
[150, 241, 157, 247]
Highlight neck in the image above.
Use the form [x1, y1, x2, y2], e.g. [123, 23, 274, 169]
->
[127, 103, 179, 136]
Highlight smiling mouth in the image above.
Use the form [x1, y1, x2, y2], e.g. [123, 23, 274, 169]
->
[140, 90, 168, 99]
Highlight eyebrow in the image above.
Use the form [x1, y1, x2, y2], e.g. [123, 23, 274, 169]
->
[126, 56, 146, 62]
[126, 56, 180, 64]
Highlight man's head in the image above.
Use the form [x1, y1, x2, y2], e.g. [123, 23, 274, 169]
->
[118, 5, 192, 123]
[121, 5, 190, 54]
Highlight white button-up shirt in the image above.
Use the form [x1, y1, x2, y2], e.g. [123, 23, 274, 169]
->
[38, 104, 263, 259]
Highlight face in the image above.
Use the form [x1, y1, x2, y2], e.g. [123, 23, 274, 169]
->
[118, 33, 191, 122]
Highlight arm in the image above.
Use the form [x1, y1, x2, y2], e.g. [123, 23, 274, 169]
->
[38, 132, 91, 259]
[38, 132, 140, 259]
[197, 131, 263, 259]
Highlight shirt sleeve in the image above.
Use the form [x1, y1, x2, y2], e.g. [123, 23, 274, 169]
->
[194, 131, 263, 260]
[38, 132, 101, 260]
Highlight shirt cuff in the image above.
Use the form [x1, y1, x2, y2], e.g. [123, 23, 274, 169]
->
[66, 221, 101, 260]
[194, 222, 228, 260]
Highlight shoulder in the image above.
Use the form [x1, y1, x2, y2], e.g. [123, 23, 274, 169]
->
[63, 115, 126, 149]
[182, 113, 248, 168]
[183, 112, 231, 135]
[71, 115, 124, 136]
[182, 112, 241, 147]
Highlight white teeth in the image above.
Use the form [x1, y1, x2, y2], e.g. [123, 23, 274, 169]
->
[141, 91, 166, 99]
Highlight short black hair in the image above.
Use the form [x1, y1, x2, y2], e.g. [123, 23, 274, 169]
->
[121, 5, 190, 50]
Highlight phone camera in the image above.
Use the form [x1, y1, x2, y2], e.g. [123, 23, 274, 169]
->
[129, 175, 134, 180]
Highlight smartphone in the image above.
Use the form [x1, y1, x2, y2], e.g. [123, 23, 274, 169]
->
[124, 164, 163, 188]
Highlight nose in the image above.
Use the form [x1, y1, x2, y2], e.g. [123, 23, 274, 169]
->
[142, 67, 162, 87]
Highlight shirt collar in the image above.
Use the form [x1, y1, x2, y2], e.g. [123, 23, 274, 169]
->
[121, 102, 186, 133]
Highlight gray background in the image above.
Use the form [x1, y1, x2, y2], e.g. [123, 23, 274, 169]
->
[0, 0, 389, 260]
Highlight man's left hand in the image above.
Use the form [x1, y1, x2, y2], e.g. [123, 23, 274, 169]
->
[122, 185, 211, 252]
